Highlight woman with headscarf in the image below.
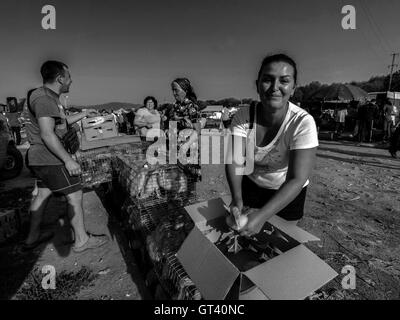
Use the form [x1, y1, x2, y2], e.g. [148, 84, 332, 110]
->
[167, 78, 202, 180]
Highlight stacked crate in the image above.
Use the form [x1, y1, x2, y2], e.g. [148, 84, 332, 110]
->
[76, 141, 144, 189]
[82, 115, 118, 141]
[114, 148, 202, 299]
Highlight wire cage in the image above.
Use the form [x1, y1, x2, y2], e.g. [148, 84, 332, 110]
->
[131, 164, 198, 210]
[114, 153, 198, 210]
[119, 196, 201, 299]
[76, 141, 145, 189]
[76, 147, 114, 188]
[158, 252, 202, 300]
[143, 206, 201, 300]
[111, 143, 203, 300]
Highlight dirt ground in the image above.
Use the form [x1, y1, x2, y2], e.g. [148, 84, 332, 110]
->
[1, 138, 399, 300]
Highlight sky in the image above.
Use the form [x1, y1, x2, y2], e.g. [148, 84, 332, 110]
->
[0, 0, 399, 105]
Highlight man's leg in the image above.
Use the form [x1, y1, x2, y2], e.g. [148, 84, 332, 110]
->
[367, 120, 373, 142]
[15, 127, 21, 145]
[65, 189, 89, 248]
[25, 187, 52, 245]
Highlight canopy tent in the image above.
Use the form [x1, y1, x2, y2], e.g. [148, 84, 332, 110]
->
[310, 84, 369, 103]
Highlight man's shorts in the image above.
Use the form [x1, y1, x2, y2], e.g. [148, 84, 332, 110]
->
[30, 165, 82, 196]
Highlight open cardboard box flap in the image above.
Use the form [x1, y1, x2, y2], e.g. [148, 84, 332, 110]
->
[243, 244, 338, 300]
[176, 226, 240, 300]
[178, 197, 338, 300]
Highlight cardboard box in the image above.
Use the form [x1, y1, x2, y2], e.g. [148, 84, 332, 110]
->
[177, 197, 338, 300]
[82, 115, 118, 141]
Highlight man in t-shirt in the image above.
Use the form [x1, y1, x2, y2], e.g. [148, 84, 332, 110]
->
[23, 60, 108, 252]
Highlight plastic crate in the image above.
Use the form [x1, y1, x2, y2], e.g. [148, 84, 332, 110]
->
[82, 115, 118, 141]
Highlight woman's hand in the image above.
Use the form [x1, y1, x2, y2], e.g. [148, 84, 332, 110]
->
[239, 209, 265, 237]
[183, 117, 193, 128]
[229, 198, 243, 215]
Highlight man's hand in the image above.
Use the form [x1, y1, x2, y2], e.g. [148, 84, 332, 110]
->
[65, 160, 81, 176]
[85, 109, 100, 118]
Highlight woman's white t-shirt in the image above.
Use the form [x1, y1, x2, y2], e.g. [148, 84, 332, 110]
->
[135, 108, 161, 129]
[231, 102, 319, 190]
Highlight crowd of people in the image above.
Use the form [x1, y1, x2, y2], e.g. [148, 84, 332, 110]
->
[307, 98, 400, 158]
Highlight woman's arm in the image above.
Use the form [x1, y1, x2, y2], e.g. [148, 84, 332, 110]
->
[134, 111, 150, 129]
[225, 135, 247, 212]
[240, 147, 317, 236]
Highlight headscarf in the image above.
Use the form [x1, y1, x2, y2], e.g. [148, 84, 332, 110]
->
[172, 78, 197, 103]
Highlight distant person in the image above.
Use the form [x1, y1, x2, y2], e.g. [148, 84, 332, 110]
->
[347, 101, 359, 138]
[357, 103, 367, 142]
[366, 101, 378, 142]
[226, 53, 318, 236]
[309, 107, 322, 133]
[23, 60, 108, 252]
[126, 108, 136, 134]
[134, 96, 161, 140]
[115, 111, 126, 133]
[221, 106, 231, 129]
[334, 106, 348, 136]
[5, 99, 22, 145]
[389, 122, 400, 158]
[383, 100, 395, 141]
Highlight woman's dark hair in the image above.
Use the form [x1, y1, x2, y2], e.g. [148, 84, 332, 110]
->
[40, 60, 68, 84]
[172, 78, 198, 103]
[143, 96, 158, 109]
[257, 54, 298, 84]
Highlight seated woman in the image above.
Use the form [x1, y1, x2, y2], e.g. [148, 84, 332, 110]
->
[226, 53, 318, 237]
[134, 96, 161, 140]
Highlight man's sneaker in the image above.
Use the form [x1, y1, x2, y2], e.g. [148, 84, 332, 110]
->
[72, 233, 109, 253]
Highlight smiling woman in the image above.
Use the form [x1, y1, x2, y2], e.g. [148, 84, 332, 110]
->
[225, 53, 319, 237]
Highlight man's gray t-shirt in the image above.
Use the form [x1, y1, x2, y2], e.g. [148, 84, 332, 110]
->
[26, 87, 68, 166]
